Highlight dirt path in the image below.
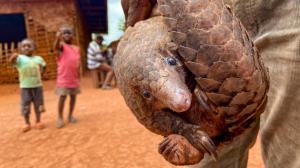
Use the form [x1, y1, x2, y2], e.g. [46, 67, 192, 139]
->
[0, 78, 264, 168]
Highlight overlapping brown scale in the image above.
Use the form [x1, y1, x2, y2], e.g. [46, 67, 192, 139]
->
[229, 92, 255, 106]
[219, 40, 243, 62]
[177, 14, 199, 31]
[218, 105, 241, 116]
[206, 92, 232, 106]
[240, 24, 254, 58]
[178, 45, 197, 62]
[226, 103, 258, 125]
[194, 12, 219, 30]
[195, 44, 223, 65]
[190, 0, 210, 12]
[219, 77, 246, 96]
[253, 84, 267, 102]
[186, 28, 211, 49]
[221, 6, 233, 23]
[157, 0, 269, 154]
[171, 31, 187, 44]
[234, 55, 255, 77]
[245, 70, 262, 92]
[164, 17, 178, 31]
[159, 0, 187, 17]
[204, 0, 223, 14]
[239, 97, 267, 128]
[196, 77, 221, 92]
[209, 25, 232, 45]
[232, 19, 244, 45]
[185, 61, 209, 77]
[207, 61, 237, 81]
[238, 103, 258, 118]
[212, 0, 224, 10]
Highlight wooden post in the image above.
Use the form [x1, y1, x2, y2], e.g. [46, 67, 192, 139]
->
[0, 43, 2, 64]
[90, 69, 100, 88]
[4, 43, 8, 63]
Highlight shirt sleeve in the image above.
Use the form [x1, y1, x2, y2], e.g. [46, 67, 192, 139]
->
[15, 55, 21, 68]
[37, 56, 46, 67]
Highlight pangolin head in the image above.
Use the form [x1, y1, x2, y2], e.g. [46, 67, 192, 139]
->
[114, 17, 192, 114]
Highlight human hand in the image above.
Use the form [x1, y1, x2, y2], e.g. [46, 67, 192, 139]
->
[8, 53, 18, 63]
[56, 31, 62, 39]
[42, 73, 48, 80]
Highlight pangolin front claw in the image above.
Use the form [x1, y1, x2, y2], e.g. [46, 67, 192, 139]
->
[186, 129, 218, 161]
[158, 134, 204, 165]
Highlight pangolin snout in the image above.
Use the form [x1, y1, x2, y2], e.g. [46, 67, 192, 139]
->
[168, 88, 192, 112]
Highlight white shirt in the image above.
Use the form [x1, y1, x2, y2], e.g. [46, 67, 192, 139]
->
[87, 41, 104, 69]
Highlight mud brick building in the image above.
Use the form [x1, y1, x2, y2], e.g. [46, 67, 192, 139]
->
[0, 0, 107, 84]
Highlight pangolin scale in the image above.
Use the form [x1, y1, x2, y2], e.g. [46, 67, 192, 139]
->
[114, 0, 269, 165]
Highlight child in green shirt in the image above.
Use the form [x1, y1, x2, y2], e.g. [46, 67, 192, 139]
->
[9, 39, 46, 132]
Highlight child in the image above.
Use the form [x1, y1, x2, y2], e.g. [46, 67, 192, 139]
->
[53, 25, 80, 128]
[9, 39, 46, 132]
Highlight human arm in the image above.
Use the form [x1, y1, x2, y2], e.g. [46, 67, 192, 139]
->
[41, 66, 47, 80]
[8, 53, 19, 65]
[53, 31, 64, 52]
[38, 57, 47, 79]
[87, 43, 106, 61]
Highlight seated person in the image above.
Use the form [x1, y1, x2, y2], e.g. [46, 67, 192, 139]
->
[87, 35, 114, 89]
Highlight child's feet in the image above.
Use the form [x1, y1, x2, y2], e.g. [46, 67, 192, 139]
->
[22, 124, 31, 133]
[39, 105, 46, 113]
[35, 122, 45, 130]
[101, 84, 112, 90]
[68, 116, 77, 124]
[56, 118, 65, 129]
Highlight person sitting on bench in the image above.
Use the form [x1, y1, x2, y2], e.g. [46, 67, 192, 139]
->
[87, 35, 114, 89]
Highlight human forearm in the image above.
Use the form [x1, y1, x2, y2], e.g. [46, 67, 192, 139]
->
[53, 38, 62, 51]
[41, 66, 46, 75]
[8, 53, 18, 64]
[53, 32, 63, 51]
[40, 66, 46, 80]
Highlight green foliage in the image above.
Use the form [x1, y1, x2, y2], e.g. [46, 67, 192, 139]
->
[118, 18, 125, 32]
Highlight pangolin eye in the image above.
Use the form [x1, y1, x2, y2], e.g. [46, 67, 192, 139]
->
[142, 90, 151, 99]
[166, 57, 177, 66]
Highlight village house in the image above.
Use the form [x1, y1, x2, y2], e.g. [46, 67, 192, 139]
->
[0, 0, 108, 83]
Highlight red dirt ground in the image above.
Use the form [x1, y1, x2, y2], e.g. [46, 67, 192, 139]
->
[0, 77, 264, 168]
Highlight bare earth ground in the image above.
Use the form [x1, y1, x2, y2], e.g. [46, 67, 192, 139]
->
[0, 77, 264, 168]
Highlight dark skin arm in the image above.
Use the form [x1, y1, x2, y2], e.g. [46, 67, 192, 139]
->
[53, 31, 64, 52]
[40, 66, 47, 80]
[8, 53, 19, 64]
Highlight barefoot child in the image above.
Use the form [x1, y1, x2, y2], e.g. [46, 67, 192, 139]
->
[9, 39, 46, 132]
[53, 25, 80, 128]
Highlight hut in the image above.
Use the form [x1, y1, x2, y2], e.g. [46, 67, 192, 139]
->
[0, 0, 108, 84]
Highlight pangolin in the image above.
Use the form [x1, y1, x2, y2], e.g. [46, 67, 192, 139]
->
[114, 0, 269, 166]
